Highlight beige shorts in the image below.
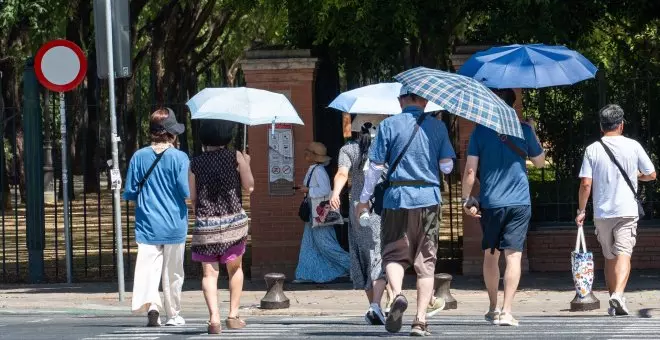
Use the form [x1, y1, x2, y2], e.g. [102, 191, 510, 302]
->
[594, 217, 638, 259]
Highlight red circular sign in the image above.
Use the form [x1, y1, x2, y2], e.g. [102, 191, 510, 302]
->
[34, 39, 87, 92]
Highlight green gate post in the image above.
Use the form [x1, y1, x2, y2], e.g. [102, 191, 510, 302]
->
[23, 57, 46, 283]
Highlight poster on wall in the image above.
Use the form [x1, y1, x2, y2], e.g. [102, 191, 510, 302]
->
[268, 123, 294, 196]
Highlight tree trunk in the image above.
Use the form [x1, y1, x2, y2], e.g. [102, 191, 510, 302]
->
[83, 50, 101, 193]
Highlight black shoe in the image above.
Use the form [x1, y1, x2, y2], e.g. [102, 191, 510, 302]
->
[385, 294, 408, 333]
[147, 310, 161, 327]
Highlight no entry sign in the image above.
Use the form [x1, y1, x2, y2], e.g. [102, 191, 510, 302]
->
[33, 39, 88, 285]
[34, 39, 87, 92]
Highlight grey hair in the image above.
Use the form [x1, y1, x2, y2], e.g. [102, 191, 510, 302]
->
[599, 104, 625, 132]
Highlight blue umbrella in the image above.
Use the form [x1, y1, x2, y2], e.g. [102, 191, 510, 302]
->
[458, 44, 598, 89]
[394, 67, 524, 139]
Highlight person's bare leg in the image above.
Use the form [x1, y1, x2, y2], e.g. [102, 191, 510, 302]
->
[365, 288, 374, 304]
[501, 250, 522, 314]
[613, 254, 632, 294]
[415, 277, 434, 323]
[372, 279, 387, 307]
[385, 263, 405, 295]
[201, 262, 221, 324]
[483, 250, 500, 311]
[226, 256, 244, 318]
[604, 258, 616, 295]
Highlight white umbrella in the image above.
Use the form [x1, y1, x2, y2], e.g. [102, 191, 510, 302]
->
[187, 87, 304, 150]
[328, 82, 444, 115]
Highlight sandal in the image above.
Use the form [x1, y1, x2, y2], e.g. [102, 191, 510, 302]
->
[410, 319, 431, 337]
[226, 316, 247, 329]
[207, 321, 222, 334]
[385, 294, 408, 333]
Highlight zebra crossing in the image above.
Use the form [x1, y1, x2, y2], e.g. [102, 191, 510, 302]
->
[78, 315, 660, 340]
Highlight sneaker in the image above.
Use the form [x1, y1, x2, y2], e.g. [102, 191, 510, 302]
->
[365, 304, 386, 325]
[410, 320, 431, 337]
[498, 312, 519, 327]
[485, 309, 501, 325]
[426, 297, 446, 318]
[147, 310, 161, 327]
[385, 294, 408, 333]
[607, 307, 616, 316]
[164, 315, 186, 326]
[609, 293, 630, 316]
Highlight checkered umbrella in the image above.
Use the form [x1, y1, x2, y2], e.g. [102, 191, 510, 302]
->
[393, 67, 524, 139]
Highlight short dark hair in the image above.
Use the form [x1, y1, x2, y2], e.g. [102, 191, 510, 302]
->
[492, 88, 516, 107]
[150, 109, 176, 144]
[199, 119, 235, 147]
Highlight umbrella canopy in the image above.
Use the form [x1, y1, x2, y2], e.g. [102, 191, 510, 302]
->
[458, 44, 598, 89]
[394, 67, 524, 139]
[328, 82, 444, 114]
[186, 87, 304, 126]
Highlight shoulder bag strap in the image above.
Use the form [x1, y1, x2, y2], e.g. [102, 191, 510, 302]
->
[137, 148, 168, 195]
[498, 134, 528, 159]
[385, 113, 427, 180]
[303, 165, 319, 197]
[598, 139, 638, 198]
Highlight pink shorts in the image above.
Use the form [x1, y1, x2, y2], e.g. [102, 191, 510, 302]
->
[191, 241, 246, 264]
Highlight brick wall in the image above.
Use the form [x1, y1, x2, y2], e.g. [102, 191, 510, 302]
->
[528, 226, 660, 271]
[241, 50, 319, 279]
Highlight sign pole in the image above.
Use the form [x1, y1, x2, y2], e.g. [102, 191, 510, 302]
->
[105, 0, 125, 301]
[60, 92, 73, 284]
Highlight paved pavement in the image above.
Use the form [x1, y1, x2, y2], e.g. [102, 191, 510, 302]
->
[2, 314, 660, 339]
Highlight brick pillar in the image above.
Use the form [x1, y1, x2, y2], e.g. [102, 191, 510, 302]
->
[451, 46, 528, 275]
[241, 50, 319, 279]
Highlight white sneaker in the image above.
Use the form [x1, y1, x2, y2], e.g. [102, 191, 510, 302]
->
[164, 315, 186, 326]
[364, 304, 386, 325]
[609, 293, 630, 316]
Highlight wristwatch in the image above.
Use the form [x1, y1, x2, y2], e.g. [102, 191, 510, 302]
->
[576, 209, 585, 215]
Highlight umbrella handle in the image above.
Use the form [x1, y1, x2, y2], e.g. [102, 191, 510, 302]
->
[575, 226, 588, 253]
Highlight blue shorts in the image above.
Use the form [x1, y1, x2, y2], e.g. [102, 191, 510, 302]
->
[480, 205, 531, 253]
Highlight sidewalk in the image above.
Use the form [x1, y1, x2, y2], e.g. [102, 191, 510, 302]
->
[1, 271, 659, 318]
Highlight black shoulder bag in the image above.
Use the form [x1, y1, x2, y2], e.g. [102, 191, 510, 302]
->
[137, 149, 168, 195]
[598, 139, 645, 218]
[298, 165, 319, 222]
[372, 113, 427, 215]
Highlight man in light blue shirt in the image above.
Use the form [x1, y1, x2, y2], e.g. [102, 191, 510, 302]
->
[357, 86, 455, 336]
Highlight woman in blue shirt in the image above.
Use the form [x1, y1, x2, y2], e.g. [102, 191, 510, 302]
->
[123, 108, 190, 327]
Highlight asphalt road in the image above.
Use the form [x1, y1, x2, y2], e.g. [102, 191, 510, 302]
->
[1, 313, 659, 339]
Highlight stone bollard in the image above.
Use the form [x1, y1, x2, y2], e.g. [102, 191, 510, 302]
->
[260, 273, 290, 309]
[570, 291, 600, 311]
[433, 273, 457, 310]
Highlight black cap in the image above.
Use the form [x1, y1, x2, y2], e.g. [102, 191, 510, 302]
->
[151, 107, 185, 135]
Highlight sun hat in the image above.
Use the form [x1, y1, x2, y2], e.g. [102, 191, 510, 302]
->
[306, 142, 332, 164]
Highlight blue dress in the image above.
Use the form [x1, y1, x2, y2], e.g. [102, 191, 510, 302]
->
[294, 164, 350, 282]
[295, 223, 350, 282]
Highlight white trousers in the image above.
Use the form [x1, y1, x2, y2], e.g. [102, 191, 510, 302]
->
[131, 243, 185, 318]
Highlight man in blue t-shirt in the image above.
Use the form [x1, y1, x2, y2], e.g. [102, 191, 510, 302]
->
[461, 89, 545, 327]
[357, 86, 456, 336]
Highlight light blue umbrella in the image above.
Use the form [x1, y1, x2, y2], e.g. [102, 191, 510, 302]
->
[328, 82, 444, 114]
[458, 44, 598, 89]
[187, 87, 304, 150]
[394, 67, 523, 139]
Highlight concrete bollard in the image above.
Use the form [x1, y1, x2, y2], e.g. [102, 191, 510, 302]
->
[433, 273, 457, 310]
[260, 273, 290, 309]
[570, 291, 600, 311]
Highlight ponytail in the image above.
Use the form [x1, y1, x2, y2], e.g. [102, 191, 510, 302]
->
[357, 122, 373, 169]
